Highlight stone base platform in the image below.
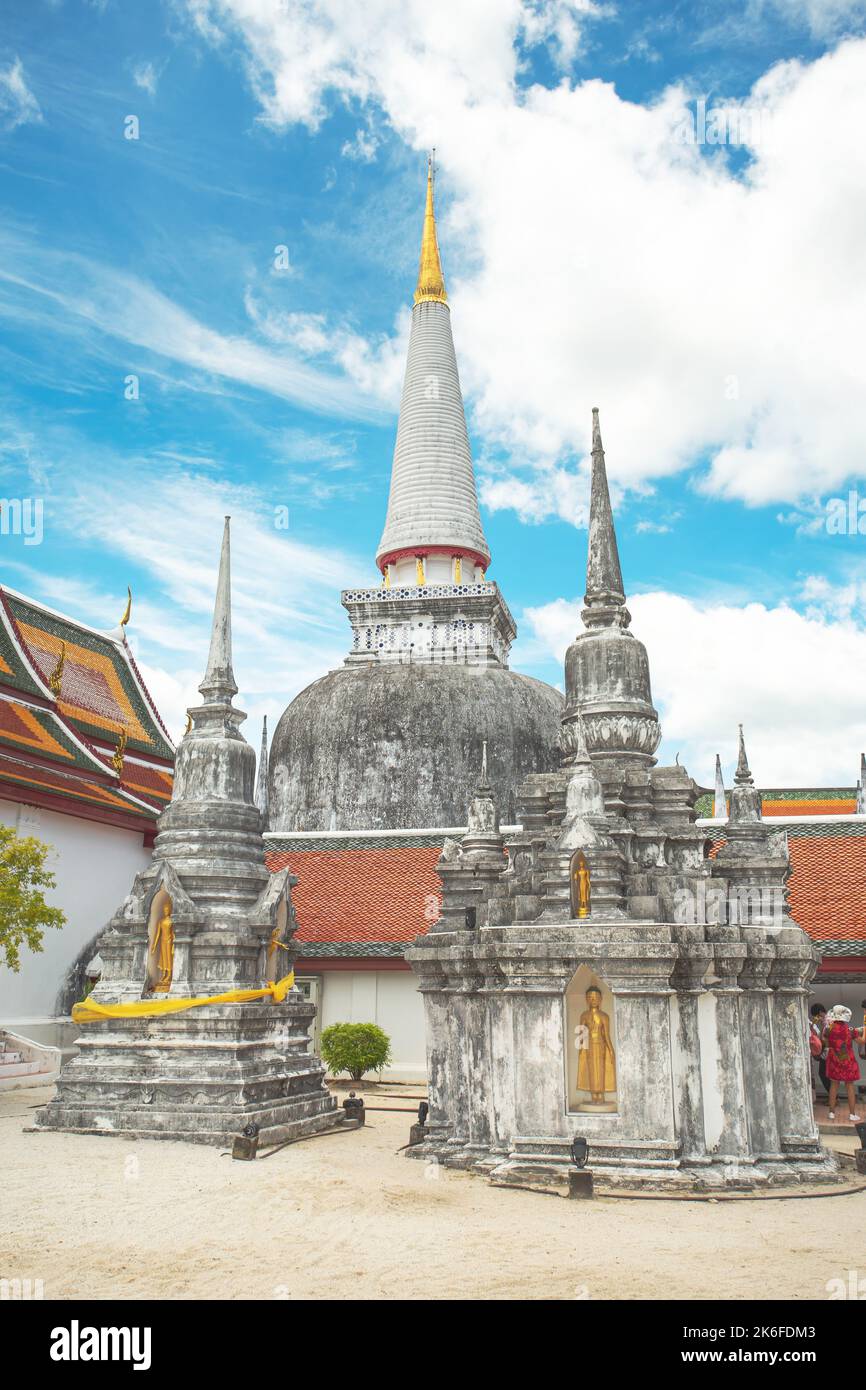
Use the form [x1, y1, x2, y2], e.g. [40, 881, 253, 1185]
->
[30, 998, 342, 1149]
[406, 1134, 846, 1196]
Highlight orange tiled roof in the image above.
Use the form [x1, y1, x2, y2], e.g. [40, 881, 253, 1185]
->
[1, 589, 174, 760]
[787, 835, 866, 941]
[0, 586, 174, 826]
[0, 753, 155, 816]
[268, 821, 866, 959]
[266, 844, 442, 945]
[763, 797, 856, 816]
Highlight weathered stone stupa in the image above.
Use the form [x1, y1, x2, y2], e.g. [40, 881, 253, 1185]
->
[35, 520, 339, 1146]
[406, 411, 837, 1192]
[269, 159, 563, 831]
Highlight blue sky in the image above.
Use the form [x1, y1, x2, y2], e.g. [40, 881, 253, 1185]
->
[2, 0, 866, 785]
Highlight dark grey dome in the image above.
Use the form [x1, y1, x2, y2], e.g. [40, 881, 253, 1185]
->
[269, 662, 564, 831]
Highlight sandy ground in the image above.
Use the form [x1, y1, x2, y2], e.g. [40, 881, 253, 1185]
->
[2, 1083, 864, 1301]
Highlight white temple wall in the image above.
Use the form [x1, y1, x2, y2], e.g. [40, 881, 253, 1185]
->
[312, 967, 427, 1082]
[0, 799, 151, 1036]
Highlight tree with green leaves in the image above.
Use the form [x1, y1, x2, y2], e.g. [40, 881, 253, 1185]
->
[0, 824, 65, 972]
[320, 1022, 392, 1081]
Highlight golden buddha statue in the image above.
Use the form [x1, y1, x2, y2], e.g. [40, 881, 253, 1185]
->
[150, 899, 174, 993]
[570, 851, 591, 919]
[577, 986, 616, 1104]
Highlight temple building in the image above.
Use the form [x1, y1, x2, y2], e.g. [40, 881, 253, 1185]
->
[265, 163, 563, 1072]
[2, 164, 864, 1089]
[0, 587, 174, 1050]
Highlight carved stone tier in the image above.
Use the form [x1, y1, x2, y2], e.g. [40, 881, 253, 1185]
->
[342, 581, 517, 668]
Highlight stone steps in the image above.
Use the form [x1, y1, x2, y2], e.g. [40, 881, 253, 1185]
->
[0, 1029, 61, 1091]
[0, 1058, 42, 1077]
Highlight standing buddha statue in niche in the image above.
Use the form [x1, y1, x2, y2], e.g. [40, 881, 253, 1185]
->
[570, 851, 591, 919]
[577, 985, 616, 1104]
[150, 900, 174, 993]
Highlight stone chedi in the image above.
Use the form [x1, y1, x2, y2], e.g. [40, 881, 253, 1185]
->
[406, 412, 836, 1191]
[269, 161, 562, 831]
[35, 520, 339, 1145]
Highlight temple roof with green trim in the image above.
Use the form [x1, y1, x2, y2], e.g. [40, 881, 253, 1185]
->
[0, 585, 174, 830]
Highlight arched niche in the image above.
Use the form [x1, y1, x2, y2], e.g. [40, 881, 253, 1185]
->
[145, 887, 173, 994]
[569, 850, 591, 919]
[564, 963, 618, 1113]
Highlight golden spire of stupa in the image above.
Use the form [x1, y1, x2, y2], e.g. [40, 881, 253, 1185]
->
[414, 153, 448, 306]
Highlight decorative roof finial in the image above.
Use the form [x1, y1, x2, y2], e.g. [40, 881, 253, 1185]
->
[199, 517, 238, 705]
[119, 586, 132, 630]
[583, 408, 627, 629]
[48, 641, 66, 698]
[111, 726, 127, 777]
[414, 153, 448, 306]
[735, 723, 753, 785]
[857, 753, 866, 815]
[255, 715, 270, 825]
[713, 753, 726, 818]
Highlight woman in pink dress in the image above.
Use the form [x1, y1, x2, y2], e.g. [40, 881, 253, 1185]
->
[823, 1005, 865, 1122]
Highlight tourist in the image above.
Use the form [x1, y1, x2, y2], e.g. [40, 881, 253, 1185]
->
[809, 1003, 828, 1100]
[823, 1005, 865, 1122]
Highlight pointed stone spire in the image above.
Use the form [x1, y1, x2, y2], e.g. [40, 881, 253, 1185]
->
[199, 517, 238, 704]
[713, 754, 726, 818]
[152, 516, 263, 913]
[735, 723, 752, 784]
[729, 724, 761, 824]
[582, 408, 627, 630]
[564, 408, 660, 766]
[255, 716, 269, 825]
[376, 161, 490, 580]
[414, 155, 447, 306]
[858, 753, 866, 815]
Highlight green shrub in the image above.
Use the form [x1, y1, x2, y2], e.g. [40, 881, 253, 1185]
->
[320, 1022, 392, 1080]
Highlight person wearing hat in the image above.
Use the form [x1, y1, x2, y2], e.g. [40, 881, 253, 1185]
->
[823, 1005, 865, 1122]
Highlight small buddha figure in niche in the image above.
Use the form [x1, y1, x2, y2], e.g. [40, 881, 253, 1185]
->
[577, 986, 616, 1104]
[570, 850, 591, 919]
[150, 899, 174, 993]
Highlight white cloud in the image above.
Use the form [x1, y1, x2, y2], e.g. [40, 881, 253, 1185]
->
[760, 0, 866, 39]
[133, 61, 159, 97]
[243, 292, 409, 407]
[0, 58, 42, 131]
[181, 3, 866, 513]
[525, 588, 866, 785]
[341, 126, 379, 162]
[0, 230, 386, 421]
[61, 468, 363, 742]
